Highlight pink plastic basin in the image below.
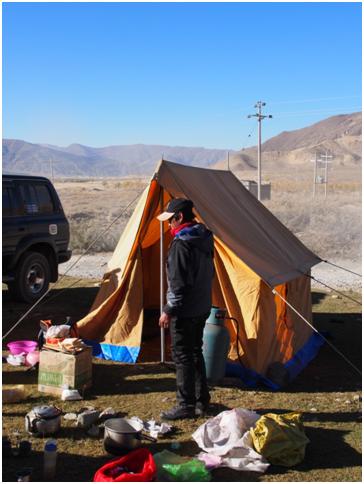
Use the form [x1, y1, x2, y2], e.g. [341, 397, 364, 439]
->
[7, 340, 38, 355]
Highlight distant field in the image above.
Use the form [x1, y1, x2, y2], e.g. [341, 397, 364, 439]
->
[54, 165, 361, 261]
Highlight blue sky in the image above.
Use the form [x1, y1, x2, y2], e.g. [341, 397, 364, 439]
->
[3, 2, 362, 149]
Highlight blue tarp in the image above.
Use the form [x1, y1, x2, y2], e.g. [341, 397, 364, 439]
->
[85, 331, 325, 389]
[84, 340, 140, 363]
[226, 332, 325, 390]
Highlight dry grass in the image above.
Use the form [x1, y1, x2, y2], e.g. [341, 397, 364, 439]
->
[264, 189, 361, 260]
[54, 172, 361, 261]
[2, 278, 362, 482]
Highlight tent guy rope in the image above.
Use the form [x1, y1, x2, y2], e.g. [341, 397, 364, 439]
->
[272, 288, 362, 377]
[2, 187, 146, 341]
[306, 274, 361, 306]
[321, 259, 362, 278]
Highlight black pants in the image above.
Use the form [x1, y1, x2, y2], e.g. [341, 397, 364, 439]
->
[170, 313, 210, 407]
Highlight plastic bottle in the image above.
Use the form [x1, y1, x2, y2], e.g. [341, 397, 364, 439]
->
[43, 439, 57, 480]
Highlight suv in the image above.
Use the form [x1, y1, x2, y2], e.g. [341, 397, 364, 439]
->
[2, 174, 72, 303]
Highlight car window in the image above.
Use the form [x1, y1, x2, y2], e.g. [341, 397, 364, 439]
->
[18, 182, 55, 215]
[35, 184, 55, 213]
[2, 187, 13, 216]
[2, 185, 22, 217]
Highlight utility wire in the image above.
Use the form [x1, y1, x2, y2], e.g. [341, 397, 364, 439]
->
[272, 288, 361, 377]
[268, 95, 361, 106]
[2, 187, 146, 341]
[321, 260, 362, 278]
[272, 107, 361, 118]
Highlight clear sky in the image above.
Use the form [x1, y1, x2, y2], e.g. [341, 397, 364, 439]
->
[3, 2, 362, 150]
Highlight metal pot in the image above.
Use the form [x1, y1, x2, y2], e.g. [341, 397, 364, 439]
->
[25, 406, 62, 436]
[104, 418, 157, 454]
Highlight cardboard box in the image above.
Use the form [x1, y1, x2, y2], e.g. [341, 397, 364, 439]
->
[38, 347, 92, 396]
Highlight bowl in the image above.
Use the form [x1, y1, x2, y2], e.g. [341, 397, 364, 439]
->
[7, 340, 38, 355]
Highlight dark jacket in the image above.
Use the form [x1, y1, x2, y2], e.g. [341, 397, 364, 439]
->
[163, 223, 214, 318]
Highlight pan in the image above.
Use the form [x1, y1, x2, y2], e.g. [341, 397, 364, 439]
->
[104, 418, 157, 454]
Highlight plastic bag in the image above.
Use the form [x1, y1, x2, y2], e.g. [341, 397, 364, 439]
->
[250, 412, 309, 467]
[153, 450, 210, 482]
[93, 448, 157, 482]
[164, 459, 210, 481]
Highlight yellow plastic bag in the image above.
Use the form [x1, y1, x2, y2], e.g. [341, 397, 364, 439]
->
[250, 412, 309, 467]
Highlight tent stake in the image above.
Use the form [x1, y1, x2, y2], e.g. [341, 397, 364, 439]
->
[160, 188, 166, 363]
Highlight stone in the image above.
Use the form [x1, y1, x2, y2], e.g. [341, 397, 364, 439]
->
[64, 413, 78, 421]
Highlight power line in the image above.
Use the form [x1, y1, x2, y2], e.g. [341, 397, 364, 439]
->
[268, 95, 361, 106]
[272, 106, 361, 118]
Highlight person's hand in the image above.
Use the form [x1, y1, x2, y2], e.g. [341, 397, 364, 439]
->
[159, 312, 172, 328]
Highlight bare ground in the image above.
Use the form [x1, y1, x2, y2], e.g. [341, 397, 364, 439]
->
[60, 253, 362, 292]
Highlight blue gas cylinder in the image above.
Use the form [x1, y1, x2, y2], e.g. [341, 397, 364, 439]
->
[202, 307, 231, 384]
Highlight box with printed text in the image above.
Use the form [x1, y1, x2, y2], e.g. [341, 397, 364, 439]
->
[38, 347, 92, 396]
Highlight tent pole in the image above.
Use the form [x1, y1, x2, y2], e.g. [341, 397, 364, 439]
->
[160, 189, 166, 363]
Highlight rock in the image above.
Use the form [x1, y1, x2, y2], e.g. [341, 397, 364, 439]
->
[310, 408, 318, 412]
[77, 410, 100, 428]
[64, 413, 78, 421]
[345, 400, 351, 404]
[353, 395, 361, 401]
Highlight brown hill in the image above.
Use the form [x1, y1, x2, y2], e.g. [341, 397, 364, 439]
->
[214, 112, 362, 172]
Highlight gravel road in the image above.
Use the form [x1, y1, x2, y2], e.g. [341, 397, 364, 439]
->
[60, 253, 362, 292]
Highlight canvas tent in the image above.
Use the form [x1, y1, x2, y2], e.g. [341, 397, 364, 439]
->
[77, 160, 324, 387]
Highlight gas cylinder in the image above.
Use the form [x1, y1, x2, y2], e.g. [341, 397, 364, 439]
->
[202, 307, 231, 384]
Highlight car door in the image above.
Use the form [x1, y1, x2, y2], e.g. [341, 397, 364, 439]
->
[2, 180, 25, 272]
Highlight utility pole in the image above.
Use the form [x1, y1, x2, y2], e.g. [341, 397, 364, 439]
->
[310, 152, 320, 198]
[321, 151, 333, 199]
[247, 101, 272, 201]
[49, 158, 54, 183]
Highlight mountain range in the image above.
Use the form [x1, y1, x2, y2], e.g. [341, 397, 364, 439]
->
[2, 112, 361, 177]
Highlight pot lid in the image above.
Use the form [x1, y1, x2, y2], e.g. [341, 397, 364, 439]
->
[33, 406, 61, 419]
[104, 418, 140, 433]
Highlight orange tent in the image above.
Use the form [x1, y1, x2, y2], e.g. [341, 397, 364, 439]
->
[77, 160, 324, 387]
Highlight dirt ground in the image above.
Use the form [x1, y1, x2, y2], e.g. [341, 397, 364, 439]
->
[2, 277, 362, 482]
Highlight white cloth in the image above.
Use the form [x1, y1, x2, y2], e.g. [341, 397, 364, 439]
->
[192, 408, 270, 473]
[129, 416, 172, 439]
[6, 353, 26, 366]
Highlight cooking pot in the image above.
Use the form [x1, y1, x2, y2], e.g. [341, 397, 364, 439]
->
[104, 418, 157, 455]
[25, 406, 62, 436]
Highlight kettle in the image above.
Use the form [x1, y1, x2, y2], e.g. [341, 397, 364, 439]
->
[25, 406, 62, 436]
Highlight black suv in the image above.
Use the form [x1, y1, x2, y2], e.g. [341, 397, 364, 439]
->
[2, 174, 72, 303]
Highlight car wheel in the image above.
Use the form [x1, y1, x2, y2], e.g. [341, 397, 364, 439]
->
[9, 252, 51, 303]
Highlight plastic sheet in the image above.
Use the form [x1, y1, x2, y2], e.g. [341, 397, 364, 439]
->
[250, 412, 310, 467]
[153, 450, 210, 482]
[192, 408, 269, 473]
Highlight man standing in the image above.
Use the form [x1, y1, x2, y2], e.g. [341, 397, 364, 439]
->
[157, 198, 214, 420]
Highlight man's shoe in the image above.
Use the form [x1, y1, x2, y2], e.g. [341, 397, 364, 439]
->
[160, 405, 195, 421]
[195, 402, 210, 417]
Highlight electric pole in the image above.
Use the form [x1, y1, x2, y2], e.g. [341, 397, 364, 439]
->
[247, 101, 272, 201]
[49, 158, 54, 183]
[321, 151, 333, 199]
[310, 152, 320, 198]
